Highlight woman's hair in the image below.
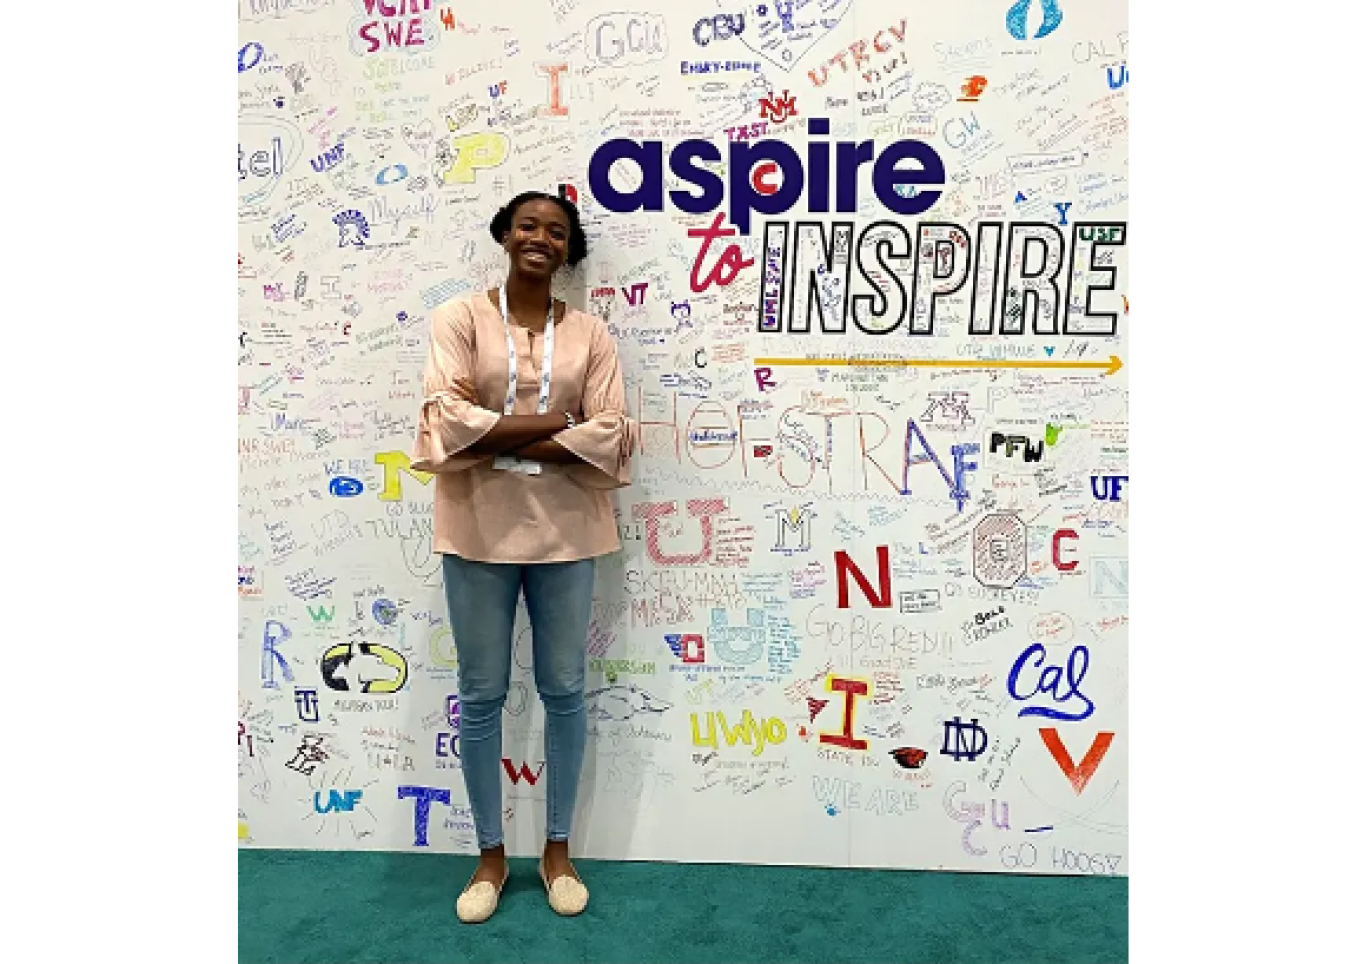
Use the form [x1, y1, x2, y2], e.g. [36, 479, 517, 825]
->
[489, 191, 588, 266]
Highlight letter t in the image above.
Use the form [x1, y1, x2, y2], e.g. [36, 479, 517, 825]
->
[397, 785, 451, 847]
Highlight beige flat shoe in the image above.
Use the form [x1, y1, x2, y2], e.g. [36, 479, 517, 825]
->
[539, 860, 589, 916]
[456, 866, 508, 924]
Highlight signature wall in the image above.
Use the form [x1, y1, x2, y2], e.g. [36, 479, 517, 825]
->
[239, 0, 1128, 876]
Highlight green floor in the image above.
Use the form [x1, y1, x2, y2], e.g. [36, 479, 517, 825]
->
[239, 850, 1127, 963]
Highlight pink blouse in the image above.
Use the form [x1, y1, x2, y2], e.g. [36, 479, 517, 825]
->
[410, 291, 634, 563]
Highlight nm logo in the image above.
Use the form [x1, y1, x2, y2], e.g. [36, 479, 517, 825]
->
[320, 641, 408, 693]
[758, 89, 798, 124]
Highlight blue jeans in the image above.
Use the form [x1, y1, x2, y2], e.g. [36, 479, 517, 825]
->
[441, 553, 596, 850]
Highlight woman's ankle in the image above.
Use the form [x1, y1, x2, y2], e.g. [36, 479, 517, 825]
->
[479, 845, 507, 865]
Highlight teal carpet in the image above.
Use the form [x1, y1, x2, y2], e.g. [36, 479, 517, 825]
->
[239, 850, 1126, 963]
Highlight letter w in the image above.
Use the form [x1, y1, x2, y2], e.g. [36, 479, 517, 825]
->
[717, 710, 756, 748]
[502, 759, 545, 785]
[812, 776, 843, 807]
[308, 605, 335, 622]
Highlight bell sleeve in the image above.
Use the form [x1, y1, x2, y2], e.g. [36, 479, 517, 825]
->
[409, 300, 501, 473]
[555, 318, 635, 490]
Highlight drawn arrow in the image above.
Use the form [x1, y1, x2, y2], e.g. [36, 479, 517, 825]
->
[753, 355, 1123, 376]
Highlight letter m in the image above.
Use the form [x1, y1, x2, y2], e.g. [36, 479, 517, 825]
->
[774, 507, 811, 551]
[835, 547, 892, 608]
[376, 451, 433, 502]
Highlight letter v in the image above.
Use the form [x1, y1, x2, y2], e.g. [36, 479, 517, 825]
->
[1039, 728, 1114, 795]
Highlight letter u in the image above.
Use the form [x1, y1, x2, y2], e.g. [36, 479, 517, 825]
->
[1107, 66, 1127, 89]
[633, 499, 728, 565]
[1090, 476, 1112, 500]
[990, 799, 1010, 830]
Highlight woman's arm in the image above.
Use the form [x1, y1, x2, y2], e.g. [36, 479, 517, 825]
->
[549, 320, 635, 488]
[437, 369, 569, 456]
[504, 438, 585, 464]
[410, 303, 503, 473]
[463, 413, 570, 455]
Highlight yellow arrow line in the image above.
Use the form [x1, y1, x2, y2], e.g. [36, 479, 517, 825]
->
[753, 355, 1123, 376]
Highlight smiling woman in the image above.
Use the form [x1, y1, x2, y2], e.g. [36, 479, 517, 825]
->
[410, 189, 633, 924]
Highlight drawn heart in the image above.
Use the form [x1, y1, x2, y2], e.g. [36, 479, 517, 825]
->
[402, 120, 434, 159]
[722, 0, 855, 71]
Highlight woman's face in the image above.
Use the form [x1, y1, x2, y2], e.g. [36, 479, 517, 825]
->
[503, 199, 570, 280]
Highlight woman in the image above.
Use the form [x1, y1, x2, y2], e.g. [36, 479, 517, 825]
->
[411, 191, 633, 922]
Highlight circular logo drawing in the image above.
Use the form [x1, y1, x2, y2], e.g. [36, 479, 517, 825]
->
[372, 598, 398, 625]
[972, 513, 1028, 589]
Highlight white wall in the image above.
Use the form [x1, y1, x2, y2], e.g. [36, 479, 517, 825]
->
[238, 0, 1128, 875]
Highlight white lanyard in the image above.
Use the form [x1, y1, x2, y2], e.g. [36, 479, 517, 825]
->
[494, 284, 554, 474]
[499, 284, 555, 415]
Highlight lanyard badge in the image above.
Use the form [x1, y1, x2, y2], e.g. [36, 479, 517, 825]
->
[493, 284, 555, 475]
